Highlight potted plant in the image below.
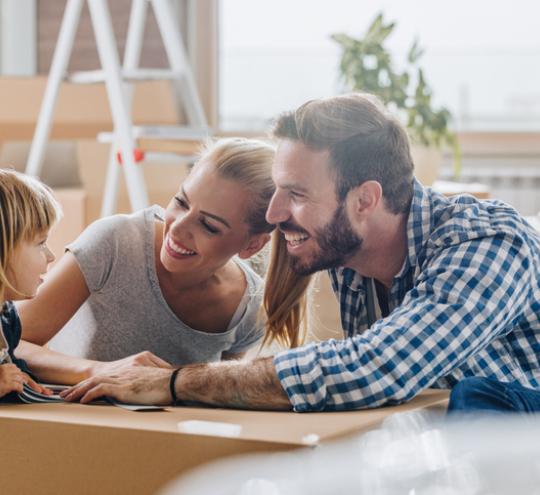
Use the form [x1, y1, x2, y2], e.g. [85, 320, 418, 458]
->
[331, 13, 460, 183]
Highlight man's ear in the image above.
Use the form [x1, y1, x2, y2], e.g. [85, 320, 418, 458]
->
[238, 233, 271, 259]
[349, 180, 383, 218]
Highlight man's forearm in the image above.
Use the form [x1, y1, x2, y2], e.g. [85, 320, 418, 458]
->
[16, 340, 94, 385]
[176, 356, 292, 410]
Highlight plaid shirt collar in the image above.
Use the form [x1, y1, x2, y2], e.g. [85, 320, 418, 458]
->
[334, 178, 433, 291]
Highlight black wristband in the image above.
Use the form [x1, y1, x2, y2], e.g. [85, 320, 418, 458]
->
[169, 367, 182, 406]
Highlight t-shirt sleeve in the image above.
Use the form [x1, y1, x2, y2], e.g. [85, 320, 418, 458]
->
[227, 306, 265, 354]
[227, 262, 266, 354]
[66, 214, 130, 292]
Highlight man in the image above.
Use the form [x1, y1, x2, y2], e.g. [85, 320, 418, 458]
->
[62, 93, 540, 411]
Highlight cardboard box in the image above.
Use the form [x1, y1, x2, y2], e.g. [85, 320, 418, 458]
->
[0, 390, 448, 495]
[48, 188, 87, 259]
[0, 77, 179, 143]
[310, 272, 344, 342]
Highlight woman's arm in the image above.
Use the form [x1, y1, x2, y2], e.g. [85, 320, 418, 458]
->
[17, 252, 90, 345]
[16, 341, 173, 385]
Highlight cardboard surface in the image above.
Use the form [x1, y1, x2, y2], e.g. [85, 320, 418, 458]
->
[48, 188, 87, 259]
[0, 390, 448, 495]
[0, 77, 179, 141]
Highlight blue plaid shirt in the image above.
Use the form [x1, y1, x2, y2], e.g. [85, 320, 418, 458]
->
[274, 179, 540, 411]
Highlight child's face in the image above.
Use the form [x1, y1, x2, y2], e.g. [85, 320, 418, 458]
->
[5, 232, 55, 300]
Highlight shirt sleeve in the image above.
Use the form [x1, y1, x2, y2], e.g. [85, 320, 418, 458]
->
[227, 311, 265, 355]
[226, 260, 266, 354]
[66, 214, 129, 292]
[274, 231, 533, 411]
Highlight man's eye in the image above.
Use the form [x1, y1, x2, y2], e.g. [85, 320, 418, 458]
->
[290, 191, 303, 198]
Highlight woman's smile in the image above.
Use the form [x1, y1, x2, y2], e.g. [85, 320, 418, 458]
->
[165, 234, 197, 259]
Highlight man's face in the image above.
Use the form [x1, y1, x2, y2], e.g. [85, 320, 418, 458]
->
[266, 140, 362, 275]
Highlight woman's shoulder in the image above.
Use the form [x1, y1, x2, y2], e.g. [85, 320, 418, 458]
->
[73, 206, 161, 247]
[234, 257, 264, 288]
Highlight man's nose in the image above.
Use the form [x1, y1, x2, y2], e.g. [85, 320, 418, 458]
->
[265, 191, 290, 225]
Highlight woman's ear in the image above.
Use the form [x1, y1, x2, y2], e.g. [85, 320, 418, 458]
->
[238, 233, 271, 259]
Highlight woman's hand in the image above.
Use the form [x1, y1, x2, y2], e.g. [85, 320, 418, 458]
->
[23, 372, 54, 395]
[90, 351, 173, 378]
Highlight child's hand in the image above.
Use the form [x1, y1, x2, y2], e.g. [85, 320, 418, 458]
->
[23, 374, 53, 396]
[0, 363, 27, 398]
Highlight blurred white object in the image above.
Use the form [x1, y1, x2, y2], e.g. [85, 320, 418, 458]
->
[160, 410, 540, 495]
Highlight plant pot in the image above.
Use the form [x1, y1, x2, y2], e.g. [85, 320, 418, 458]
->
[410, 145, 443, 186]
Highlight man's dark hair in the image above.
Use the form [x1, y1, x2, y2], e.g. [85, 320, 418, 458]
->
[272, 93, 414, 214]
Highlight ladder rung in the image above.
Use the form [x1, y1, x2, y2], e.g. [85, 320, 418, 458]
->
[67, 69, 183, 84]
[98, 125, 210, 142]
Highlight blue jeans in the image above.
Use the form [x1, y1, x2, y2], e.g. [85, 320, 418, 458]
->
[448, 377, 540, 414]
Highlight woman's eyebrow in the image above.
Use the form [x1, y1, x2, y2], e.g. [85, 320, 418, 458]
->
[181, 187, 231, 229]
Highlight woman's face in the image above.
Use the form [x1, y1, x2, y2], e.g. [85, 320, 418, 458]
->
[160, 161, 259, 275]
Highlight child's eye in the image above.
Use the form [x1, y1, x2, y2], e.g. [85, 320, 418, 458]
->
[201, 221, 219, 235]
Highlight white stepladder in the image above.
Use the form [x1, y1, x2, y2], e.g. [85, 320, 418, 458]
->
[26, 0, 209, 216]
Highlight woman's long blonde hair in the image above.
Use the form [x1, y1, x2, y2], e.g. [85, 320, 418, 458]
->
[198, 138, 310, 349]
[262, 232, 311, 348]
[0, 169, 62, 303]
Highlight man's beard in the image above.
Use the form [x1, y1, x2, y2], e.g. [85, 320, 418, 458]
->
[282, 203, 362, 276]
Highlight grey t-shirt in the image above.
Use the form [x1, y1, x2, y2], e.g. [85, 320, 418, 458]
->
[49, 206, 265, 364]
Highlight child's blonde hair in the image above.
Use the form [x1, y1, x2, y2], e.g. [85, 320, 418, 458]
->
[0, 169, 62, 302]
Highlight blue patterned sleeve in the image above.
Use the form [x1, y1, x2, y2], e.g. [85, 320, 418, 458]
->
[274, 232, 533, 411]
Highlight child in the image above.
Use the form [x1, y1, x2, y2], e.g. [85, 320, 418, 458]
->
[0, 168, 61, 400]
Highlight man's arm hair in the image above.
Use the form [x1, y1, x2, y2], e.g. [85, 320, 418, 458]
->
[176, 356, 292, 410]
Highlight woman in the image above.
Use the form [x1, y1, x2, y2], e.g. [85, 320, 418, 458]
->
[17, 138, 309, 384]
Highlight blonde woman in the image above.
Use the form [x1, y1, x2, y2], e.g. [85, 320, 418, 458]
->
[17, 138, 308, 384]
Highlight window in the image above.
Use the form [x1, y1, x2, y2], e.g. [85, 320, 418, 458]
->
[219, 0, 540, 132]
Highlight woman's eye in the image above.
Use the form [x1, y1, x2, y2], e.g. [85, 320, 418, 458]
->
[202, 221, 219, 234]
[174, 197, 188, 209]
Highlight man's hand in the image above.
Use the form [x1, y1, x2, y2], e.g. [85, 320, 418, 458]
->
[0, 363, 52, 397]
[90, 351, 173, 377]
[62, 357, 292, 410]
[60, 366, 172, 405]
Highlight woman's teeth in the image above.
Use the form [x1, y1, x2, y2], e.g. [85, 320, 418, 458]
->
[168, 236, 196, 255]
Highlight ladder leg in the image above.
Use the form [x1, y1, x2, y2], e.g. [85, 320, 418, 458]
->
[100, 145, 121, 217]
[87, 0, 149, 211]
[152, 0, 208, 127]
[100, 0, 148, 216]
[124, 0, 148, 70]
[26, 0, 84, 177]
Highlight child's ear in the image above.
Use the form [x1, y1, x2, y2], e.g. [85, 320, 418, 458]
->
[238, 233, 271, 259]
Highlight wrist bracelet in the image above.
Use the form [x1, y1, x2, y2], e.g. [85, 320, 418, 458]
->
[169, 367, 182, 406]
